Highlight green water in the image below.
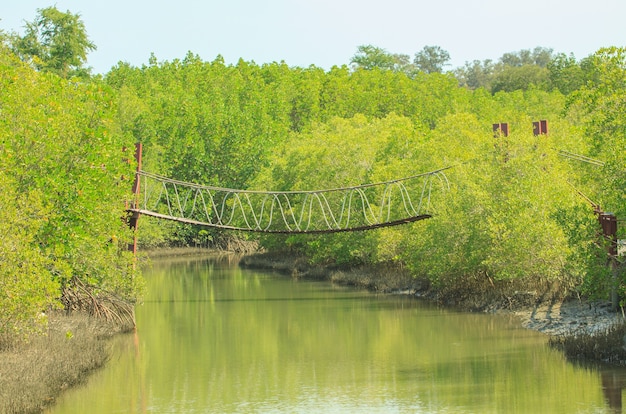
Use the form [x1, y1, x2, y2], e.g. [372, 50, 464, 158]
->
[46, 255, 626, 413]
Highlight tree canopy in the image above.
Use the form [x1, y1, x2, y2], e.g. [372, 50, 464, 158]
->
[10, 6, 95, 78]
[413, 45, 451, 74]
[0, 40, 137, 341]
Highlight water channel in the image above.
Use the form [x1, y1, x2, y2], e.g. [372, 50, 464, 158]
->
[46, 254, 626, 413]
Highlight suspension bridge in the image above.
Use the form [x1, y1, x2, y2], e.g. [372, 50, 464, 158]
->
[127, 167, 450, 234]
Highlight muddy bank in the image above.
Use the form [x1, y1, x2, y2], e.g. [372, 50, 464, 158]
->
[240, 251, 626, 364]
[240, 251, 555, 313]
[141, 246, 224, 259]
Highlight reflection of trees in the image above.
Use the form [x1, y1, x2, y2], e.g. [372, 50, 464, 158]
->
[53, 258, 625, 412]
[601, 369, 626, 413]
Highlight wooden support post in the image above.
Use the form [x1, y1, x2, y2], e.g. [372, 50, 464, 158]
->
[599, 212, 619, 309]
[128, 143, 143, 255]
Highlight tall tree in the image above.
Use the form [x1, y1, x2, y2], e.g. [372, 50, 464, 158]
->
[454, 59, 496, 90]
[567, 47, 626, 181]
[413, 45, 450, 74]
[11, 6, 95, 78]
[490, 64, 549, 93]
[548, 53, 584, 94]
[350, 44, 412, 74]
[0, 44, 138, 339]
[500, 47, 553, 67]
[455, 47, 555, 91]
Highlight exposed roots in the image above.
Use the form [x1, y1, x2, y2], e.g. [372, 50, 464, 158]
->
[60, 278, 136, 332]
[212, 234, 260, 254]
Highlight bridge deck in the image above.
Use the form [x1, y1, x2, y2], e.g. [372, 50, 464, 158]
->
[129, 208, 432, 234]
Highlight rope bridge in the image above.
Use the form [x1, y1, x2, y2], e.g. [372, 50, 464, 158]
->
[128, 168, 450, 234]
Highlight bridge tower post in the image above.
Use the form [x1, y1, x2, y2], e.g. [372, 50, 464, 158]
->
[599, 212, 619, 309]
[533, 120, 548, 136]
[492, 122, 509, 137]
[128, 142, 143, 255]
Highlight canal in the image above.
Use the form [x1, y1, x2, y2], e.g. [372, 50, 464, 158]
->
[46, 254, 626, 413]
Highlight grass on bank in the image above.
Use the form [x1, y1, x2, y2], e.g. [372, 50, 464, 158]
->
[0, 312, 133, 414]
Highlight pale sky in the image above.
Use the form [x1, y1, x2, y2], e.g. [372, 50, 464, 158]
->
[2, 0, 625, 74]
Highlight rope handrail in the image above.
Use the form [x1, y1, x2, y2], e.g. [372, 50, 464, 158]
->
[130, 167, 450, 233]
[136, 166, 453, 195]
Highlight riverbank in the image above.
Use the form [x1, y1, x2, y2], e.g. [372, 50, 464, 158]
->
[0, 311, 132, 414]
[240, 251, 626, 364]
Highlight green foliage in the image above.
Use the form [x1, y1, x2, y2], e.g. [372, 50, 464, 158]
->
[500, 47, 554, 67]
[455, 59, 496, 90]
[9, 6, 96, 78]
[491, 65, 549, 93]
[0, 43, 138, 339]
[561, 47, 626, 298]
[552, 205, 609, 298]
[350, 45, 409, 72]
[566, 47, 626, 219]
[106, 54, 289, 188]
[350, 44, 451, 77]
[413, 45, 451, 74]
[106, 54, 299, 246]
[0, 174, 59, 338]
[456, 47, 556, 93]
[106, 52, 467, 246]
[403, 112, 597, 288]
[548, 53, 585, 94]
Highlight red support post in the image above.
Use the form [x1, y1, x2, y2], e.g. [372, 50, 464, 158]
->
[493, 122, 509, 138]
[599, 212, 618, 257]
[128, 143, 143, 255]
[533, 120, 548, 136]
[599, 212, 619, 308]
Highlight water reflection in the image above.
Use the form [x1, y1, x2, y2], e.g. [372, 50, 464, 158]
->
[46, 255, 626, 413]
[594, 367, 626, 413]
